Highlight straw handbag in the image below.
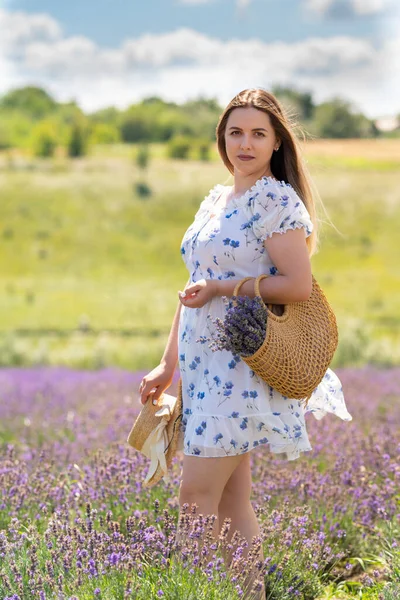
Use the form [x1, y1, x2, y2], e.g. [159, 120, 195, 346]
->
[233, 274, 338, 404]
[127, 378, 184, 487]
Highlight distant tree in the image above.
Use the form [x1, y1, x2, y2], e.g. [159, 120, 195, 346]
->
[272, 85, 315, 121]
[67, 120, 89, 157]
[136, 143, 150, 170]
[134, 182, 152, 199]
[193, 138, 211, 161]
[89, 106, 120, 125]
[90, 123, 120, 144]
[141, 96, 166, 106]
[0, 86, 57, 120]
[181, 97, 222, 140]
[31, 122, 58, 157]
[0, 109, 34, 149]
[120, 108, 152, 142]
[120, 97, 218, 143]
[0, 120, 13, 150]
[313, 98, 378, 138]
[167, 135, 192, 159]
[56, 101, 85, 126]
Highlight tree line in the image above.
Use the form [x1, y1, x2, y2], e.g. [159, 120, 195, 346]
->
[0, 84, 394, 158]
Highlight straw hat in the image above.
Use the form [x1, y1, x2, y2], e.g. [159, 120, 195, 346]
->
[127, 378, 184, 487]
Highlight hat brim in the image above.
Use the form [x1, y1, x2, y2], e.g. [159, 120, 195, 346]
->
[127, 378, 183, 487]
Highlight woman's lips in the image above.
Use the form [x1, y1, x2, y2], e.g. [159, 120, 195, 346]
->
[238, 156, 255, 161]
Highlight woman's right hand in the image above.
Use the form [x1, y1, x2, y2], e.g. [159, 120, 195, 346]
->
[138, 363, 176, 405]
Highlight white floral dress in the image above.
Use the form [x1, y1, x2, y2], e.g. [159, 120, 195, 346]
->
[178, 176, 352, 460]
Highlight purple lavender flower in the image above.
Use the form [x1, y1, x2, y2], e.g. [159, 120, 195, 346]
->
[200, 293, 268, 357]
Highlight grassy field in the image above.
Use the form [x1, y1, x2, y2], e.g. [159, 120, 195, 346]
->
[1, 139, 400, 369]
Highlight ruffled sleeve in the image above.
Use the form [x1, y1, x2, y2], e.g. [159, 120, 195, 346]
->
[251, 181, 313, 241]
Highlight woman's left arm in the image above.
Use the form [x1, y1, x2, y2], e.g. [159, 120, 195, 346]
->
[216, 227, 312, 304]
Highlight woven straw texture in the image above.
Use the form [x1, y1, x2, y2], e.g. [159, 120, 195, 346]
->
[127, 378, 183, 487]
[233, 274, 338, 404]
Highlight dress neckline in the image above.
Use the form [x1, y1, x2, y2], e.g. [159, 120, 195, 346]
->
[210, 175, 285, 214]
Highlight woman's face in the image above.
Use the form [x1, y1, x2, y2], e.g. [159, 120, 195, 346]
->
[224, 106, 280, 176]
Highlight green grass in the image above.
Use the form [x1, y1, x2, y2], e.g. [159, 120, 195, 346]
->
[1, 142, 399, 369]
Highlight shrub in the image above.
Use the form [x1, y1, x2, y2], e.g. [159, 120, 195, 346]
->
[134, 182, 152, 199]
[197, 139, 211, 161]
[67, 122, 89, 158]
[31, 122, 58, 158]
[90, 123, 120, 145]
[166, 135, 192, 159]
[136, 143, 150, 170]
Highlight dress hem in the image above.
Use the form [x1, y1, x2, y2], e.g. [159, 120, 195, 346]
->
[180, 437, 313, 461]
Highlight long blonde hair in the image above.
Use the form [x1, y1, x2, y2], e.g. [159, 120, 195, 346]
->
[216, 88, 321, 257]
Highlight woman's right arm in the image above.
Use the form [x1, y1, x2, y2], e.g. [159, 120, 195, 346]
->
[138, 277, 190, 404]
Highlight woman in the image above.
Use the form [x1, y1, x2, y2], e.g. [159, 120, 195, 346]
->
[139, 88, 352, 597]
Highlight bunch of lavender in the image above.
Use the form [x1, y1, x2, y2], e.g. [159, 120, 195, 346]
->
[201, 294, 268, 357]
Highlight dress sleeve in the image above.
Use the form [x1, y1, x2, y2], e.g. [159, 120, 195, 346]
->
[252, 181, 313, 241]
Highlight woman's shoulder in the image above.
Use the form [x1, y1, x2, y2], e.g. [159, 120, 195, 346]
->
[255, 176, 296, 196]
[251, 177, 305, 208]
[250, 178, 313, 239]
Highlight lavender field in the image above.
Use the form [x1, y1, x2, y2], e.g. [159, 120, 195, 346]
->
[0, 365, 399, 599]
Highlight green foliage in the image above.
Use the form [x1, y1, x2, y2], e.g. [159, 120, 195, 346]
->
[31, 121, 58, 158]
[0, 119, 13, 150]
[67, 120, 90, 157]
[120, 106, 153, 142]
[179, 97, 223, 139]
[167, 135, 192, 159]
[0, 85, 57, 120]
[272, 85, 315, 121]
[136, 143, 150, 169]
[194, 138, 211, 161]
[90, 123, 121, 145]
[0, 109, 34, 149]
[134, 181, 152, 198]
[313, 98, 378, 138]
[89, 105, 120, 125]
[0, 86, 390, 150]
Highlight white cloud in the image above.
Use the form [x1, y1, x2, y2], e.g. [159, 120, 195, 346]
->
[305, 0, 393, 17]
[0, 9, 61, 55]
[0, 7, 397, 118]
[236, 0, 253, 8]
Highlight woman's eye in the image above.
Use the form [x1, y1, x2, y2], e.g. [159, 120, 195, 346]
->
[230, 131, 264, 137]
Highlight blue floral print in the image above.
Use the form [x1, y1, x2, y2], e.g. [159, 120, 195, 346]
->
[178, 176, 352, 459]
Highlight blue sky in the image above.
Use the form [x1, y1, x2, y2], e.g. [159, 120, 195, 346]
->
[4, 0, 385, 46]
[0, 0, 398, 117]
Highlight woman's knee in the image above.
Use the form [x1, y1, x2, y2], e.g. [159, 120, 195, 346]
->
[179, 484, 212, 508]
[219, 452, 252, 509]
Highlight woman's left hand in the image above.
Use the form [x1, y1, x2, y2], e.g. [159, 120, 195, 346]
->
[178, 279, 218, 309]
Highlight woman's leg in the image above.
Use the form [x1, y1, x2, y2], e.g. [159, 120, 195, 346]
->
[175, 453, 246, 552]
[218, 452, 266, 599]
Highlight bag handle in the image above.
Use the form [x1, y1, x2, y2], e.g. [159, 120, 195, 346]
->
[233, 276, 254, 299]
[254, 274, 269, 298]
[232, 274, 274, 312]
